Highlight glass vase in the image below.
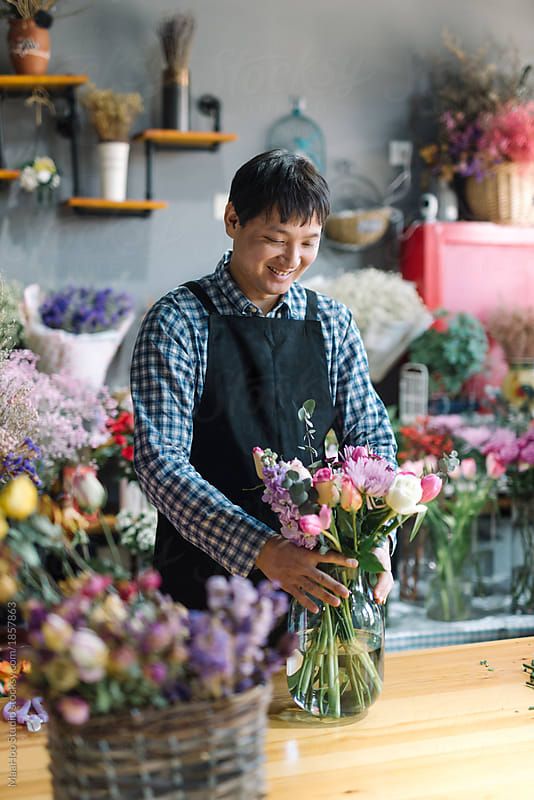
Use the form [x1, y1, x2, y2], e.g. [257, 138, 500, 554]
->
[425, 566, 472, 621]
[287, 565, 384, 719]
[511, 498, 534, 614]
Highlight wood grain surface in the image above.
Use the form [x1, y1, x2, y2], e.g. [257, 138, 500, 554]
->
[1, 637, 533, 799]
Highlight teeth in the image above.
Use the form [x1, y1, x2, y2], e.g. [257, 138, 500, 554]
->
[268, 266, 294, 276]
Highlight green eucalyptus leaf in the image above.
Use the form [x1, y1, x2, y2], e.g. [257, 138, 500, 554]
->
[303, 399, 316, 416]
[286, 470, 300, 482]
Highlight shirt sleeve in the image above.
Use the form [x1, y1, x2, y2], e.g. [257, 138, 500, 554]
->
[130, 298, 277, 577]
[332, 306, 398, 467]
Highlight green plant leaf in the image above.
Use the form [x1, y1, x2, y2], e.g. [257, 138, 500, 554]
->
[358, 552, 385, 574]
[302, 399, 316, 417]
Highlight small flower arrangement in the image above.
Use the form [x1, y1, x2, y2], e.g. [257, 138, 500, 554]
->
[24, 570, 291, 724]
[39, 286, 134, 335]
[116, 506, 157, 567]
[82, 83, 144, 142]
[19, 155, 60, 195]
[487, 307, 534, 363]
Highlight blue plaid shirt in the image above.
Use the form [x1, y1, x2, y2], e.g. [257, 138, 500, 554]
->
[131, 251, 397, 577]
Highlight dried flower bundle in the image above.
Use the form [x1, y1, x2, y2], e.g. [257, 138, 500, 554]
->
[82, 83, 144, 143]
[158, 11, 195, 82]
[1, 0, 57, 20]
[487, 307, 534, 362]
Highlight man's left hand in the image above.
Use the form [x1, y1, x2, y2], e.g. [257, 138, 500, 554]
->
[371, 542, 394, 605]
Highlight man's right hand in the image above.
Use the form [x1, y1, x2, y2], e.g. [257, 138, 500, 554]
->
[255, 535, 358, 614]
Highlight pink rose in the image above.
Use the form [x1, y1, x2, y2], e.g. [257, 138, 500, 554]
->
[298, 505, 332, 537]
[137, 569, 162, 593]
[420, 474, 443, 503]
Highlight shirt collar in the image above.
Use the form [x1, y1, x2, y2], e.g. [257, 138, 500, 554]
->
[214, 250, 296, 317]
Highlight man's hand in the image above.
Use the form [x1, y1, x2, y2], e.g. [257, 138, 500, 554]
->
[255, 536, 358, 614]
[371, 541, 394, 605]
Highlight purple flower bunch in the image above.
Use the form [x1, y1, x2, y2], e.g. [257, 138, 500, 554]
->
[0, 437, 42, 488]
[40, 287, 134, 334]
[24, 571, 291, 725]
[0, 350, 116, 486]
[482, 425, 534, 499]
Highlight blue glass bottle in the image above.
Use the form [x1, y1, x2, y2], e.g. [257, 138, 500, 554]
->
[267, 97, 326, 173]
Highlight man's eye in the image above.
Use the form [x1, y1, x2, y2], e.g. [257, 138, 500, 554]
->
[266, 237, 285, 244]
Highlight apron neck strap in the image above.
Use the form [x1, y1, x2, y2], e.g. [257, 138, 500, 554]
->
[304, 289, 318, 321]
[183, 281, 219, 315]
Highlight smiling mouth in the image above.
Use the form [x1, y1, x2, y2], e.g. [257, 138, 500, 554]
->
[267, 265, 298, 277]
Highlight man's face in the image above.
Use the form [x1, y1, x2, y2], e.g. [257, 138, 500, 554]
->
[224, 203, 322, 313]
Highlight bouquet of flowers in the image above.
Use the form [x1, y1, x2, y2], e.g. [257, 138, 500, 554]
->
[19, 155, 60, 201]
[95, 409, 135, 482]
[115, 506, 157, 572]
[417, 32, 533, 182]
[23, 284, 135, 388]
[24, 570, 291, 724]
[253, 405, 443, 719]
[304, 269, 432, 383]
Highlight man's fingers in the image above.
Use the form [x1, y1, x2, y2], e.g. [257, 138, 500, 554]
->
[373, 570, 394, 605]
[318, 550, 358, 568]
[291, 586, 319, 614]
[310, 567, 349, 599]
[300, 576, 341, 607]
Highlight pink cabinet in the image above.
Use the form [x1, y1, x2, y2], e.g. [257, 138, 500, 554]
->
[400, 221, 534, 321]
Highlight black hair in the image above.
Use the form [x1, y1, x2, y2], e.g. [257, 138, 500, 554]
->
[228, 149, 330, 227]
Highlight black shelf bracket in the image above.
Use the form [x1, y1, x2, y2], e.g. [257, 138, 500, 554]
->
[70, 206, 153, 219]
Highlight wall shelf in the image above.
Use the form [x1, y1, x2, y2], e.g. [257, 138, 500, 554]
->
[0, 74, 88, 93]
[66, 197, 168, 218]
[134, 129, 238, 148]
[0, 168, 20, 180]
[133, 128, 238, 201]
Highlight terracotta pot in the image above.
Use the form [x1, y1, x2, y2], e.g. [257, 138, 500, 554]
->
[8, 18, 50, 76]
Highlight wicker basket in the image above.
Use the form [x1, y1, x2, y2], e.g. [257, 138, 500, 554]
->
[324, 207, 391, 246]
[465, 162, 534, 225]
[47, 683, 272, 800]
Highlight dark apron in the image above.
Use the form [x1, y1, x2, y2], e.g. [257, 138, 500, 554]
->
[153, 280, 336, 608]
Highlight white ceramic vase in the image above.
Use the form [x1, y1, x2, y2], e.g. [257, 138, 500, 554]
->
[98, 141, 130, 201]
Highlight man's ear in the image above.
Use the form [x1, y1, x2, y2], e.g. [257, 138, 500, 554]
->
[224, 202, 240, 238]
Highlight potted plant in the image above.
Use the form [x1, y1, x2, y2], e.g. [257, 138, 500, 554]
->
[408, 309, 488, 413]
[22, 283, 135, 389]
[0, 1, 64, 75]
[158, 11, 195, 130]
[81, 83, 144, 202]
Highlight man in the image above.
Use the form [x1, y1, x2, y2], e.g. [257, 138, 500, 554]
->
[131, 150, 397, 612]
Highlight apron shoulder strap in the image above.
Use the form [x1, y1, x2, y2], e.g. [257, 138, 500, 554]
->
[183, 281, 219, 315]
[304, 288, 318, 321]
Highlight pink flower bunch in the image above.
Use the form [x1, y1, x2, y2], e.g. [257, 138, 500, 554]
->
[0, 350, 116, 484]
[253, 446, 443, 562]
[478, 102, 534, 167]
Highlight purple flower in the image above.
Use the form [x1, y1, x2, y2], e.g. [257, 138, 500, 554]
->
[342, 455, 395, 497]
[482, 428, 520, 465]
[39, 286, 134, 334]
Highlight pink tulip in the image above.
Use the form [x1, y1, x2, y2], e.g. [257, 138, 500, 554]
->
[486, 452, 506, 479]
[57, 696, 90, 726]
[340, 476, 362, 512]
[420, 474, 443, 503]
[298, 505, 332, 536]
[460, 458, 477, 480]
[81, 574, 113, 599]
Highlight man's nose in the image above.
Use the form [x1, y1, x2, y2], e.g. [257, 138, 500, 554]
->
[280, 245, 300, 269]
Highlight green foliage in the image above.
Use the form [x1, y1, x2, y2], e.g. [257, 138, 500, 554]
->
[409, 310, 488, 398]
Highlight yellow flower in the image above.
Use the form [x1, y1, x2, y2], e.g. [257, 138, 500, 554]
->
[43, 657, 79, 693]
[33, 156, 56, 174]
[0, 512, 8, 540]
[419, 144, 439, 164]
[0, 476, 38, 520]
[0, 574, 18, 603]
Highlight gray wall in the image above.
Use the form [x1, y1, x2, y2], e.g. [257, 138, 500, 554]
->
[1, 0, 533, 383]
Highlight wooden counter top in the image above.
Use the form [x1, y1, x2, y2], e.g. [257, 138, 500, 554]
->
[1, 637, 533, 799]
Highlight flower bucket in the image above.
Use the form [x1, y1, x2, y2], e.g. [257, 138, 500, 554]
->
[97, 142, 130, 202]
[465, 162, 534, 225]
[8, 18, 50, 76]
[46, 684, 272, 800]
[22, 284, 134, 389]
